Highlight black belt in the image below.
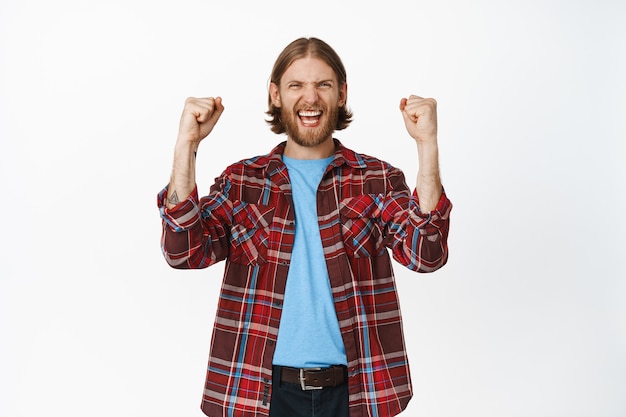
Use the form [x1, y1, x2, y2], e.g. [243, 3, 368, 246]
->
[280, 365, 347, 390]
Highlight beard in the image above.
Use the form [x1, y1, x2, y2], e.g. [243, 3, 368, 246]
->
[281, 104, 339, 148]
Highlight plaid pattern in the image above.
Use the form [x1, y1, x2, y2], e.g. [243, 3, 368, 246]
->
[158, 140, 452, 417]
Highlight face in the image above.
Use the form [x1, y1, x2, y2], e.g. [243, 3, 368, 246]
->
[270, 56, 347, 148]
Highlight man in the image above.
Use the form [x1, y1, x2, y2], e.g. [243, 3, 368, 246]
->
[158, 37, 451, 417]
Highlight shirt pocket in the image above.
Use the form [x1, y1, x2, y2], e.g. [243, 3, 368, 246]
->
[339, 194, 385, 258]
[229, 201, 275, 266]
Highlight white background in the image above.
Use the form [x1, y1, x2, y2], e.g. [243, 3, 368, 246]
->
[1, 1, 625, 416]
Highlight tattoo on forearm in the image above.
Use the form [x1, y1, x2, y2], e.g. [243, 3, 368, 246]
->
[169, 190, 180, 205]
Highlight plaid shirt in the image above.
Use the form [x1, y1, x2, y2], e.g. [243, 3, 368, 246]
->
[158, 140, 452, 417]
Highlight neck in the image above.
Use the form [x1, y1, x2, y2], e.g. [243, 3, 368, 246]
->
[283, 136, 335, 160]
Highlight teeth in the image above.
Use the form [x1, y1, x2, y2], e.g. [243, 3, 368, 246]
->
[298, 110, 322, 117]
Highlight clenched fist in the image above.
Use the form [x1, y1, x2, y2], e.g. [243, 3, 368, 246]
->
[177, 96, 225, 145]
[399, 95, 437, 144]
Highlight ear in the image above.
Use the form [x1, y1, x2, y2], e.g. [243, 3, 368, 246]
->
[269, 82, 281, 108]
[338, 82, 348, 107]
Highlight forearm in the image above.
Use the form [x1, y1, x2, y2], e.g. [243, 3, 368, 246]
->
[415, 139, 442, 213]
[166, 96, 224, 209]
[166, 141, 198, 209]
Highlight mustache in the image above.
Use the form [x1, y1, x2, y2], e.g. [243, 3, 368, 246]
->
[295, 105, 325, 112]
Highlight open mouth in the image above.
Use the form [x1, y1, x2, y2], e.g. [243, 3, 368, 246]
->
[298, 110, 322, 127]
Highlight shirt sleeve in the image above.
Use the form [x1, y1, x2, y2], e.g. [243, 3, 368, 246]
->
[157, 174, 232, 269]
[382, 169, 452, 273]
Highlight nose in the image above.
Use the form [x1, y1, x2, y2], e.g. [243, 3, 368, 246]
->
[302, 84, 319, 105]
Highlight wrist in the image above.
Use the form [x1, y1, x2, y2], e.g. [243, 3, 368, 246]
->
[416, 139, 439, 159]
[174, 137, 199, 155]
[414, 133, 438, 146]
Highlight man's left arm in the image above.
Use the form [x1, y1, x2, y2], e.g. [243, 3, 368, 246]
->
[399, 95, 442, 211]
[384, 95, 451, 272]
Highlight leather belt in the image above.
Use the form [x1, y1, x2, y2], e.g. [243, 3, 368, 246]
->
[280, 366, 347, 390]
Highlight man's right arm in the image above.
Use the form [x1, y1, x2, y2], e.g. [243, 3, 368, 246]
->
[159, 97, 229, 269]
[166, 97, 224, 209]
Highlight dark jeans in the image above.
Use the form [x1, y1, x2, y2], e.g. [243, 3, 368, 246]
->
[269, 366, 349, 417]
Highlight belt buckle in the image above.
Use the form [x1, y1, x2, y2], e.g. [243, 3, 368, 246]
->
[299, 368, 323, 391]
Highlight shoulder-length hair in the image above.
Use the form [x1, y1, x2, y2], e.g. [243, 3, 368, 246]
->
[265, 37, 353, 134]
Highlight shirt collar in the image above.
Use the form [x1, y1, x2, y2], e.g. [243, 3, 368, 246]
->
[252, 139, 368, 173]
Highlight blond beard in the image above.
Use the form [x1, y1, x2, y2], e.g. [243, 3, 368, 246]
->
[281, 105, 338, 147]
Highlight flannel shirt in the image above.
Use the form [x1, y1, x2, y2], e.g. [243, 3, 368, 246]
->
[158, 139, 452, 417]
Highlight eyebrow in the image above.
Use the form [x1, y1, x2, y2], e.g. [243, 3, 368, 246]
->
[284, 79, 335, 85]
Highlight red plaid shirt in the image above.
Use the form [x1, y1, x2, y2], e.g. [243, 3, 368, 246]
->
[158, 140, 452, 417]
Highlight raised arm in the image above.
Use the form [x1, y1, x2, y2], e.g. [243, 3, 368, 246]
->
[399, 95, 442, 213]
[167, 97, 224, 209]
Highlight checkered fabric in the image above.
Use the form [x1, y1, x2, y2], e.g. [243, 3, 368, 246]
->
[158, 140, 452, 417]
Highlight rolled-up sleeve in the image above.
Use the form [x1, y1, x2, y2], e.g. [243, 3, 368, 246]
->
[157, 177, 232, 269]
[382, 171, 452, 272]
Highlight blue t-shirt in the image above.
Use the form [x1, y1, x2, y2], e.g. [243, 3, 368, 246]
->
[272, 155, 348, 368]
